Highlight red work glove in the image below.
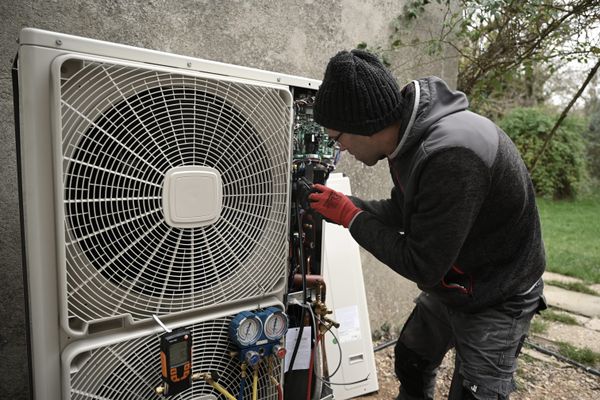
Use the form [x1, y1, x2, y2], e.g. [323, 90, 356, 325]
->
[308, 184, 362, 228]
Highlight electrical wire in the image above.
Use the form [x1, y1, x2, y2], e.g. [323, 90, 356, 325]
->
[315, 374, 371, 386]
[312, 314, 372, 387]
[288, 202, 309, 371]
[372, 337, 600, 378]
[290, 300, 317, 348]
[316, 321, 343, 378]
[524, 340, 600, 377]
[292, 300, 329, 399]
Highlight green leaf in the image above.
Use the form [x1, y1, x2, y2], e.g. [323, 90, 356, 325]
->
[357, 42, 368, 50]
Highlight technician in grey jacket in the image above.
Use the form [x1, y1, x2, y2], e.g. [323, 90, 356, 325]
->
[309, 49, 546, 400]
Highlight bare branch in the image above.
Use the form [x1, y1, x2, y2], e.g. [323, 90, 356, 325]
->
[530, 58, 600, 172]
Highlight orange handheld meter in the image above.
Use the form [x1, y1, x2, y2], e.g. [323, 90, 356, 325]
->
[159, 328, 192, 396]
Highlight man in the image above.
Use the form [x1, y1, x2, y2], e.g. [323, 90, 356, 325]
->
[308, 49, 546, 400]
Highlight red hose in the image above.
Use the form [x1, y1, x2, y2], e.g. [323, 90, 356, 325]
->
[306, 334, 321, 400]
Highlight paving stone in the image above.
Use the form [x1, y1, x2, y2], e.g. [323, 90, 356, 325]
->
[521, 347, 561, 365]
[543, 285, 600, 318]
[554, 310, 590, 325]
[538, 323, 600, 353]
[583, 317, 600, 332]
[543, 271, 583, 284]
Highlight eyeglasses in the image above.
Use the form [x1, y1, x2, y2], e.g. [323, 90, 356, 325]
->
[327, 131, 344, 147]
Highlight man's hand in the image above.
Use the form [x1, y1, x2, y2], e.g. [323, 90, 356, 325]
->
[308, 184, 362, 228]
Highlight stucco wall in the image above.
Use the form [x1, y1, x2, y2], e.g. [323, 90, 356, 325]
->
[0, 1, 457, 398]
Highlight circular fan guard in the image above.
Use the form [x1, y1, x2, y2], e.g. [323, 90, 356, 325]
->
[60, 61, 291, 327]
[69, 316, 280, 399]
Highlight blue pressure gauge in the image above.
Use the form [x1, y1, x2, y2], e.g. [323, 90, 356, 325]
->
[229, 311, 263, 347]
[259, 307, 288, 340]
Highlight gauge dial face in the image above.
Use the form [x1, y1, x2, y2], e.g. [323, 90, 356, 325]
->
[264, 311, 288, 340]
[236, 316, 263, 346]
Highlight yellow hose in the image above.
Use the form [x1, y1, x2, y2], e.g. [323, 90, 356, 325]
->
[207, 379, 237, 400]
[252, 365, 259, 400]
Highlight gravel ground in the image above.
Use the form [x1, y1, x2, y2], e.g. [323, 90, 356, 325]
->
[358, 343, 600, 399]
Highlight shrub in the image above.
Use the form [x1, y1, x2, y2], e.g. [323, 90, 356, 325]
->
[498, 107, 587, 198]
[584, 106, 600, 180]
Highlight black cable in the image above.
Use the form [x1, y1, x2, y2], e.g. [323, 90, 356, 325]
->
[12, 52, 34, 400]
[320, 323, 343, 378]
[372, 337, 600, 377]
[316, 374, 371, 386]
[288, 202, 308, 371]
[297, 203, 308, 305]
[524, 340, 600, 377]
[373, 337, 398, 353]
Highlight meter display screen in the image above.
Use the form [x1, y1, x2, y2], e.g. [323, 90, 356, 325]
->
[169, 341, 189, 366]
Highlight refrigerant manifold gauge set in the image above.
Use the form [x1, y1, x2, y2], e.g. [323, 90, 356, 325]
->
[229, 307, 289, 366]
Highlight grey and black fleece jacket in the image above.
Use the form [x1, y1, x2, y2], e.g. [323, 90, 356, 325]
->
[349, 77, 545, 312]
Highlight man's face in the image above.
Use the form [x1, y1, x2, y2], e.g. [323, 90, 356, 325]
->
[326, 129, 385, 166]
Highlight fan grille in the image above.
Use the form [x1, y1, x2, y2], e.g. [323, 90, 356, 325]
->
[58, 59, 291, 327]
[69, 316, 281, 399]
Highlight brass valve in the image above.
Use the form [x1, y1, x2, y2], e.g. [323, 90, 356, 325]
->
[312, 295, 339, 334]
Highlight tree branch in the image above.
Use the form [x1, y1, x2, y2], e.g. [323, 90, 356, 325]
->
[530, 58, 600, 172]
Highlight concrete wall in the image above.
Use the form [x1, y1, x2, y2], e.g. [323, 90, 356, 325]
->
[0, 1, 457, 398]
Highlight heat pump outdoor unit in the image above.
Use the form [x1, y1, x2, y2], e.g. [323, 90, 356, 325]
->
[15, 28, 321, 400]
[16, 28, 378, 400]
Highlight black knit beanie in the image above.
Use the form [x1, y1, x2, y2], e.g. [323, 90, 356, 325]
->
[313, 49, 404, 136]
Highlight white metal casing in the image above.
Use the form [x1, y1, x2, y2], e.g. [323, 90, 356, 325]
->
[322, 174, 379, 399]
[17, 28, 378, 400]
[16, 28, 318, 399]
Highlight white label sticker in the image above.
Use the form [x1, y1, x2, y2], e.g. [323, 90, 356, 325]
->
[335, 305, 361, 343]
[284, 327, 312, 372]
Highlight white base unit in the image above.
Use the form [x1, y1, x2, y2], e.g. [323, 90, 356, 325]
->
[321, 173, 379, 399]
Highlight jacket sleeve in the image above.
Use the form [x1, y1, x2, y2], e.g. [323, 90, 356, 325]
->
[348, 186, 404, 228]
[348, 148, 490, 287]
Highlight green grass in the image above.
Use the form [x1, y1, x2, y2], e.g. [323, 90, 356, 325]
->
[545, 280, 598, 296]
[529, 317, 549, 334]
[556, 341, 600, 367]
[537, 190, 600, 283]
[539, 309, 579, 325]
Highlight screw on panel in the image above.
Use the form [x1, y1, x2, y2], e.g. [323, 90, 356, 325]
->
[187, 62, 192, 67]
[277, 77, 281, 82]
[56, 39, 63, 46]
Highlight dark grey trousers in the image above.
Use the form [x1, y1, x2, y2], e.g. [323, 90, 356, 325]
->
[395, 281, 544, 400]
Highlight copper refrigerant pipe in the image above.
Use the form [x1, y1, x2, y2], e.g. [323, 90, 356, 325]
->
[292, 274, 325, 291]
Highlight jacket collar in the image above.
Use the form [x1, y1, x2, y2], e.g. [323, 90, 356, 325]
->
[388, 80, 420, 160]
